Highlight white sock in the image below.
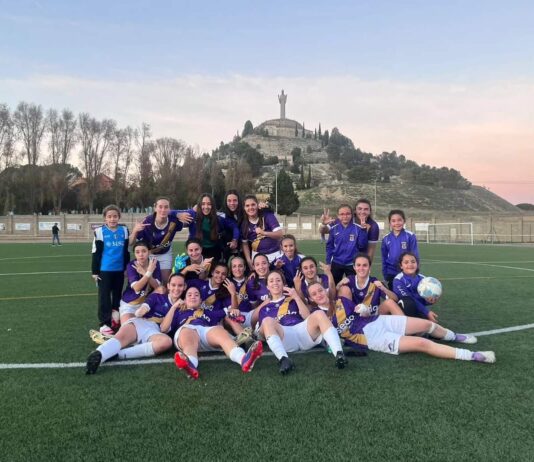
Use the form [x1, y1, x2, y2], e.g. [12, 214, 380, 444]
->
[322, 327, 343, 356]
[229, 347, 246, 365]
[97, 338, 121, 362]
[454, 348, 472, 361]
[117, 342, 155, 360]
[443, 329, 456, 341]
[187, 355, 199, 368]
[266, 335, 287, 360]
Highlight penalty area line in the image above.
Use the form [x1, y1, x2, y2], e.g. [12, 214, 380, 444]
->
[2, 323, 534, 370]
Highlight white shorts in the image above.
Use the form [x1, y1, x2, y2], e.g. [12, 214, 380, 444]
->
[124, 317, 161, 344]
[173, 324, 218, 352]
[362, 315, 407, 355]
[280, 318, 323, 353]
[252, 249, 283, 264]
[119, 299, 142, 317]
[153, 251, 173, 270]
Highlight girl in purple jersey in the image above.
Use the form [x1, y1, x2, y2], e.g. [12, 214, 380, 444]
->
[172, 286, 263, 380]
[294, 256, 336, 304]
[117, 241, 162, 324]
[241, 195, 284, 270]
[273, 235, 305, 288]
[393, 252, 438, 322]
[336, 253, 403, 316]
[257, 270, 347, 375]
[130, 197, 191, 284]
[86, 273, 187, 374]
[307, 282, 495, 364]
[381, 209, 419, 289]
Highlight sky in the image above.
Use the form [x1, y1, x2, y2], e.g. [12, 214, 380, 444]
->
[1, 0, 533, 204]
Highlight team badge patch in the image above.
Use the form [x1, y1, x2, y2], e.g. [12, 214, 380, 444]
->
[401, 242, 407, 250]
[349, 234, 355, 241]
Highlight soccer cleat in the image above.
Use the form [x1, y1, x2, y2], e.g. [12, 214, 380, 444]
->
[99, 324, 115, 337]
[278, 356, 295, 375]
[174, 352, 199, 379]
[472, 351, 496, 364]
[235, 327, 254, 346]
[454, 334, 477, 344]
[241, 341, 263, 373]
[335, 351, 348, 369]
[86, 350, 102, 375]
[89, 329, 113, 345]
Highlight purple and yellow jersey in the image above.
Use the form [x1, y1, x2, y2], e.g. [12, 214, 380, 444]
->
[344, 275, 383, 315]
[137, 213, 184, 255]
[300, 274, 330, 303]
[392, 272, 430, 317]
[274, 254, 305, 287]
[186, 279, 231, 324]
[170, 307, 198, 334]
[242, 212, 282, 254]
[142, 293, 175, 324]
[329, 297, 377, 352]
[381, 229, 419, 279]
[258, 297, 304, 327]
[121, 260, 162, 305]
[238, 277, 269, 312]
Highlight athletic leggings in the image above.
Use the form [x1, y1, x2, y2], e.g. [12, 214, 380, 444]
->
[97, 271, 124, 327]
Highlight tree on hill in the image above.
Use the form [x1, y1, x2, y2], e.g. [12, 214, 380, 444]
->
[323, 130, 329, 146]
[242, 120, 254, 138]
[269, 170, 299, 215]
[516, 203, 534, 211]
[306, 165, 312, 189]
[291, 147, 302, 174]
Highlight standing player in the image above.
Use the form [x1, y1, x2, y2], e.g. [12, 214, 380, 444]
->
[241, 195, 284, 270]
[220, 189, 244, 262]
[182, 193, 239, 262]
[257, 270, 347, 374]
[130, 197, 191, 284]
[326, 204, 368, 284]
[91, 205, 130, 336]
[381, 209, 419, 289]
[86, 273, 187, 374]
[307, 282, 495, 364]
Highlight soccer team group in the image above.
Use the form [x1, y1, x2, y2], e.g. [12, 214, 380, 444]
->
[86, 191, 496, 379]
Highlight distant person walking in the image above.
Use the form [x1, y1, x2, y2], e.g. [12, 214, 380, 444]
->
[52, 223, 61, 246]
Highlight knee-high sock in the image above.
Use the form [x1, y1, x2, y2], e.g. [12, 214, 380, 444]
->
[229, 347, 246, 365]
[117, 342, 155, 360]
[454, 348, 472, 361]
[97, 338, 121, 362]
[322, 327, 343, 356]
[266, 335, 287, 360]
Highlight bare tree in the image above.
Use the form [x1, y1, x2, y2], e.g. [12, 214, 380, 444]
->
[0, 104, 16, 170]
[47, 108, 77, 165]
[133, 123, 155, 208]
[78, 113, 116, 212]
[13, 102, 46, 165]
[152, 137, 186, 179]
[111, 125, 137, 205]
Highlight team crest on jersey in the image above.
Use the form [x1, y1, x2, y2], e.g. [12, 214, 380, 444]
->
[401, 242, 407, 250]
[349, 234, 355, 241]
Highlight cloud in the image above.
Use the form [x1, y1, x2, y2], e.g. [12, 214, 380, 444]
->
[1, 73, 533, 203]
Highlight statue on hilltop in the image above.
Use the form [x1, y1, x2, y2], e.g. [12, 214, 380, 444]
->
[278, 90, 287, 120]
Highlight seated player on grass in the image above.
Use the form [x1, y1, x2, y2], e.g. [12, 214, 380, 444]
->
[85, 273, 187, 374]
[336, 253, 403, 316]
[256, 270, 348, 375]
[307, 282, 496, 364]
[178, 238, 213, 281]
[393, 252, 439, 322]
[172, 286, 263, 380]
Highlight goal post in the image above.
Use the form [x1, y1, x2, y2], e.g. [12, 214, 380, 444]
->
[416, 222, 474, 245]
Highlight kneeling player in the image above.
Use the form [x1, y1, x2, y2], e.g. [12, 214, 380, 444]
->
[307, 282, 495, 364]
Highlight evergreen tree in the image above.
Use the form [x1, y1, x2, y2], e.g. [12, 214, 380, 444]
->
[295, 123, 298, 137]
[314, 128, 317, 140]
[306, 165, 312, 189]
[318, 123, 322, 138]
[242, 120, 254, 137]
[302, 122, 305, 138]
[323, 129, 329, 146]
[268, 170, 299, 215]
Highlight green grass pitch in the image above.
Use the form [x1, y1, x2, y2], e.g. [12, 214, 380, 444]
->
[1, 241, 533, 461]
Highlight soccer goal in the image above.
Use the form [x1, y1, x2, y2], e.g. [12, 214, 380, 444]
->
[424, 223, 474, 245]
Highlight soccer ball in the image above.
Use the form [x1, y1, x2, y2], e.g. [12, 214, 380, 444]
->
[417, 277, 442, 303]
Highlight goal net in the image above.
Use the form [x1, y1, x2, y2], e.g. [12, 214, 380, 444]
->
[417, 223, 474, 245]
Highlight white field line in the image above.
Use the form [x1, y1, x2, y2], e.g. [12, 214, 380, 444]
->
[1, 323, 533, 370]
[0, 254, 88, 262]
[0, 270, 90, 277]
[422, 260, 534, 272]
